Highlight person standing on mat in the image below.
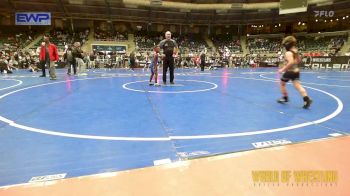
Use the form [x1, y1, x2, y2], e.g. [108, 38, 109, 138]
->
[38, 42, 46, 77]
[149, 45, 160, 86]
[39, 35, 58, 80]
[200, 51, 206, 71]
[129, 51, 136, 71]
[277, 36, 312, 109]
[159, 31, 178, 84]
[72, 42, 85, 75]
[65, 46, 76, 75]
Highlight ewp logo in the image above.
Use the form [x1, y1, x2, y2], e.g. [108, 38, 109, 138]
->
[16, 12, 51, 25]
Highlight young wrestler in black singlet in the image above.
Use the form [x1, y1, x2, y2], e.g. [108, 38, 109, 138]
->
[278, 36, 312, 109]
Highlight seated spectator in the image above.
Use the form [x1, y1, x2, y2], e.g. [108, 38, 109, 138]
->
[94, 28, 128, 41]
[247, 37, 282, 53]
[212, 35, 242, 54]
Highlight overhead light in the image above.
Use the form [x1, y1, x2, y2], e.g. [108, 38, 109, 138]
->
[302, 22, 305, 25]
[318, 32, 321, 34]
[231, 3, 243, 9]
[315, 19, 318, 22]
[316, 1, 333, 6]
[336, 18, 339, 21]
[258, 9, 271, 12]
[298, 21, 301, 25]
[125, 4, 138, 8]
[343, 17, 346, 19]
[247, 34, 250, 36]
[216, 10, 228, 14]
[324, 20, 327, 22]
[279, 23, 281, 27]
[179, 9, 190, 13]
[347, 16, 349, 18]
[150, 0, 162, 6]
[275, 25, 277, 28]
[330, 19, 333, 22]
[68, 0, 83, 5]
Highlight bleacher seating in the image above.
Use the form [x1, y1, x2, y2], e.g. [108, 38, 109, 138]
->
[0, 27, 38, 52]
[94, 28, 127, 41]
[177, 34, 208, 53]
[297, 35, 347, 53]
[134, 32, 162, 51]
[32, 29, 90, 52]
[212, 35, 242, 54]
[135, 32, 208, 54]
[247, 37, 282, 53]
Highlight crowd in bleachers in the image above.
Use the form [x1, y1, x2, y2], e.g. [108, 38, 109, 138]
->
[0, 49, 42, 73]
[1, 28, 349, 74]
[94, 28, 127, 41]
[134, 32, 162, 51]
[246, 35, 347, 55]
[212, 35, 242, 54]
[1, 28, 91, 74]
[134, 32, 213, 69]
[247, 37, 282, 53]
[134, 32, 209, 53]
[177, 34, 208, 53]
[31, 29, 90, 52]
[0, 27, 42, 73]
[0, 28, 38, 52]
[297, 35, 347, 53]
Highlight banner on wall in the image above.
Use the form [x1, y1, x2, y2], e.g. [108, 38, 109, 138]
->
[15, 12, 51, 25]
[303, 56, 350, 70]
[92, 45, 127, 53]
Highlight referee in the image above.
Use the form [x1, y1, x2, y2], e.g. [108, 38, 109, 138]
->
[159, 31, 178, 84]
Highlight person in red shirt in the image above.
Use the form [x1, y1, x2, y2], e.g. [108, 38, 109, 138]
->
[39, 35, 59, 80]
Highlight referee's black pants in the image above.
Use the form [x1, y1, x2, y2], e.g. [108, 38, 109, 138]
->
[200, 61, 205, 71]
[163, 56, 174, 83]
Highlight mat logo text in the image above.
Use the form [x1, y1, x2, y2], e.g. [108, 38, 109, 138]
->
[29, 173, 67, 183]
[252, 170, 338, 184]
[252, 139, 292, 148]
[177, 151, 210, 158]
